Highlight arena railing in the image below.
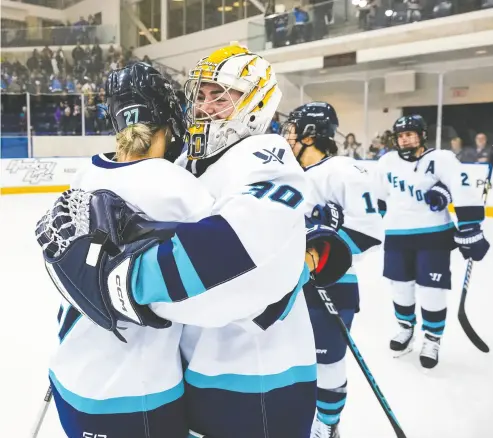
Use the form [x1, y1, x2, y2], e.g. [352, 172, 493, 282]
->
[1, 25, 117, 48]
[247, 0, 491, 52]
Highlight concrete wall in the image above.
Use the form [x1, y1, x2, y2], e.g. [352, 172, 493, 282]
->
[133, 17, 263, 72]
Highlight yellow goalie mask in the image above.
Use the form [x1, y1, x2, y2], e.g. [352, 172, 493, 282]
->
[184, 43, 282, 159]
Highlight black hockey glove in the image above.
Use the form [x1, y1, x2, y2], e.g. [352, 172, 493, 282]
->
[424, 181, 452, 212]
[309, 202, 344, 231]
[35, 189, 180, 341]
[305, 215, 352, 288]
[454, 223, 490, 262]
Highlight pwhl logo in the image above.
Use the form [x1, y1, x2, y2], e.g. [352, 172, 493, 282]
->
[6, 159, 55, 184]
[253, 148, 285, 165]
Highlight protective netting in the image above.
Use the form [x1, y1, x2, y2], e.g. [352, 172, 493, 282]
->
[35, 189, 92, 258]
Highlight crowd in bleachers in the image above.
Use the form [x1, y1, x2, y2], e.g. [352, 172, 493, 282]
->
[0, 44, 172, 136]
[265, 0, 493, 48]
[1, 15, 109, 48]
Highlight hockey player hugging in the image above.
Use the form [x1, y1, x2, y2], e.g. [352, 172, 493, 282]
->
[34, 46, 352, 438]
[375, 115, 490, 369]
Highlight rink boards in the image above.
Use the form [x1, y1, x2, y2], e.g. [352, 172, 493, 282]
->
[1, 157, 492, 215]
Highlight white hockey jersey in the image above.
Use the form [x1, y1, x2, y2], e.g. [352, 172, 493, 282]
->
[50, 154, 214, 421]
[374, 149, 486, 250]
[172, 134, 317, 438]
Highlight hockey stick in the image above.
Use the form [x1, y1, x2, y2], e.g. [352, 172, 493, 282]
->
[31, 385, 53, 438]
[457, 163, 492, 353]
[316, 288, 407, 438]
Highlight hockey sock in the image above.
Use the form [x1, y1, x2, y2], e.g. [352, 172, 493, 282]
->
[417, 285, 448, 336]
[390, 280, 417, 325]
[316, 382, 347, 426]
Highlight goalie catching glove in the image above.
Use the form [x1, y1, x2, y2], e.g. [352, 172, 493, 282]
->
[35, 189, 178, 342]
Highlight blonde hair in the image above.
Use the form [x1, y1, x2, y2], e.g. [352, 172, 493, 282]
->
[115, 123, 161, 161]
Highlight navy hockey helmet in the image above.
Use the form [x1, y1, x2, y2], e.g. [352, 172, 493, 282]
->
[283, 102, 339, 160]
[105, 62, 186, 162]
[392, 114, 427, 161]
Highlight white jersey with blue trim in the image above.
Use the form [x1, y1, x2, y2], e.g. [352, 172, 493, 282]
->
[374, 149, 485, 237]
[136, 134, 311, 329]
[304, 156, 383, 282]
[172, 134, 316, 437]
[50, 153, 214, 418]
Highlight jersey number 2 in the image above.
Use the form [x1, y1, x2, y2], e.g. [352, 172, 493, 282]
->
[124, 109, 139, 125]
[246, 181, 303, 209]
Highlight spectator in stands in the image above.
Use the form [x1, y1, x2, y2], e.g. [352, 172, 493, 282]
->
[7, 75, 22, 93]
[291, 5, 311, 44]
[55, 48, 65, 74]
[341, 133, 364, 159]
[107, 44, 116, 61]
[49, 75, 63, 92]
[65, 74, 76, 93]
[311, 0, 334, 39]
[60, 106, 75, 135]
[72, 42, 85, 64]
[473, 132, 491, 163]
[450, 137, 476, 162]
[27, 49, 41, 72]
[368, 132, 390, 159]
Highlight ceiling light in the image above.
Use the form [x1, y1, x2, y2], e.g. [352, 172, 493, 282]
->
[217, 5, 233, 11]
[173, 0, 184, 2]
[352, 0, 360, 5]
[475, 50, 487, 55]
[233, 1, 247, 6]
[385, 9, 393, 17]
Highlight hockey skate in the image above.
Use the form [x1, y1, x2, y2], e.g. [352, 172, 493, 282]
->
[311, 418, 340, 438]
[390, 321, 414, 358]
[420, 333, 441, 369]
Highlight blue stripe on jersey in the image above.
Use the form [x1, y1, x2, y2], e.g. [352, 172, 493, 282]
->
[253, 264, 310, 330]
[156, 239, 189, 302]
[280, 264, 310, 320]
[338, 229, 361, 255]
[49, 370, 185, 414]
[91, 154, 150, 169]
[316, 412, 340, 425]
[395, 311, 416, 322]
[185, 364, 317, 394]
[340, 227, 381, 253]
[174, 215, 256, 291]
[337, 274, 358, 284]
[132, 246, 172, 304]
[385, 222, 455, 236]
[59, 306, 82, 343]
[457, 220, 482, 227]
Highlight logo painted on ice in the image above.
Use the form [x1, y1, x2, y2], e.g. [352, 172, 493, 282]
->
[253, 148, 285, 164]
[6, 159, 56, 184]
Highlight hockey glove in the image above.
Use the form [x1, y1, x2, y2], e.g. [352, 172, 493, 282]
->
[306, 220, 352, 288]
[424, 182, 452, 212]
[454, 223, 490, 262]
[35, 189, 179, 341]
[309, 202, 344, 231]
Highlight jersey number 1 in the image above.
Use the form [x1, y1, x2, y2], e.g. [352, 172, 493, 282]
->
[362, 192, 377, 214]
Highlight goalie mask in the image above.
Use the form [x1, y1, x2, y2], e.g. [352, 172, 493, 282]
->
[184, 43, 282, 159]
[105, 62, 186, 162]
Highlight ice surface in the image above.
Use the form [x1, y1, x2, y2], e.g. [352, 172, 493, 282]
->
[1, 194, 492, 438]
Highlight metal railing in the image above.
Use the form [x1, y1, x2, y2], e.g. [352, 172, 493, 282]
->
[1, 25, 117, 48]
[248, 0, 493, 52]
[19, 0, 86, 9]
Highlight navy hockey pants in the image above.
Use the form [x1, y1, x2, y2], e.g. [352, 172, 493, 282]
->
[51, 377, 188, 438]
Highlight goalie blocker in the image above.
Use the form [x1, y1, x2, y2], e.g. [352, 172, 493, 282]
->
[36, 189, 352, 340]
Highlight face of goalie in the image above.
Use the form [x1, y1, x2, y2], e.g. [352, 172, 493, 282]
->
[194, 82, 243, 121]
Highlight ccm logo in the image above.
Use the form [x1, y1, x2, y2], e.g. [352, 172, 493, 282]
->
[115, 275, 127, 312]
[82, 433, 107, 438]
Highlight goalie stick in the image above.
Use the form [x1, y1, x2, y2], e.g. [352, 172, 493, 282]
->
[316, 288, 407, 438]
[458, 163, 492, 353]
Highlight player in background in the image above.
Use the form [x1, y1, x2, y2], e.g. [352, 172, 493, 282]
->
[283, 102, 383, 438]
[374, 115, 490, 369]
[36, 46, 352, 438]
[41, 63, 215, 438]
